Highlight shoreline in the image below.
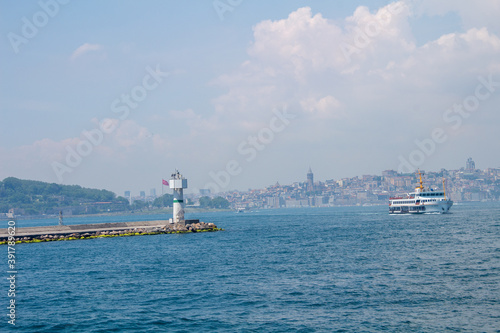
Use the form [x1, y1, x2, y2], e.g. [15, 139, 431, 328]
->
[0, 207, 233, 221]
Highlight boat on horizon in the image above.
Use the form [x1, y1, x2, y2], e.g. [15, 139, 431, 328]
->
[389, 171, 453, 214]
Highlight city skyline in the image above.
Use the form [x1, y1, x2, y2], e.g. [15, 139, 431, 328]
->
[119, 157, 491, 198]
[1, 1, 500, 195]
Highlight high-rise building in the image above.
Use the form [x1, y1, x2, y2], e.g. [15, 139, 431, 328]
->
[200, 189, 211, 196]
[124, 191, 131, 205]
[306, 167, 314, 192]
[466, 157, 475, 171]
[140, 191, 146, 198]
[150, 188, 156, 197]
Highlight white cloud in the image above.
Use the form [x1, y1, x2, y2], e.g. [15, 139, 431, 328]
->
[248, 3, 414, 77]
[300, 95, 342, 119]
[70, 43, 103, 61]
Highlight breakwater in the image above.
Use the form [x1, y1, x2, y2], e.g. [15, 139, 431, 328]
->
[0, 220, 221, 245]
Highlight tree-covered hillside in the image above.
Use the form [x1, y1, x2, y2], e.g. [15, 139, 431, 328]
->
[0, 177, 128, 216]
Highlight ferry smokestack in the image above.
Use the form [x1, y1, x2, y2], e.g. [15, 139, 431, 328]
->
[169, 170, 188, 224]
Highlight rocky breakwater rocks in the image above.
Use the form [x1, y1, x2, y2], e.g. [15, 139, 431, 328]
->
[0, 221, 222, 245]
[186, 222, 217, 232]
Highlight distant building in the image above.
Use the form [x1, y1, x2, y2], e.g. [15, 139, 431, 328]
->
[466, 157, 475, 171]
[200, 189, 211, 196]
[140, 191, 146, 199]
[382, 170, 397, 177]
[306, 167, 314, 192]
[267, 196, 284, 208]
[150, 188, 156, 197]
[124, 191, 132, 205]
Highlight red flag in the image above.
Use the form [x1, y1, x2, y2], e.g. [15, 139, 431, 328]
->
[162, 179, 169, 186]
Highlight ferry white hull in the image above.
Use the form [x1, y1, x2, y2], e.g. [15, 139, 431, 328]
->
[424, 200, 453, 213]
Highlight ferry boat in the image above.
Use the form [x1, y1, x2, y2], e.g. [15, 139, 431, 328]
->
[389, 171, 453, 214]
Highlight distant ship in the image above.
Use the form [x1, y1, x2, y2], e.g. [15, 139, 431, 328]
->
[389, 171, 453, 214]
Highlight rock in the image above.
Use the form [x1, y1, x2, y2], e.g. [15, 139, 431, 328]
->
[174, 225, 188, 232]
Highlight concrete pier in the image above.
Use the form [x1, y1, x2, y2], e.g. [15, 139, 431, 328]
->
[0, 219, 221, 245]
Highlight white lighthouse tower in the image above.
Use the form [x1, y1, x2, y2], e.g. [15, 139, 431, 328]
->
[169, 170, 188, 224]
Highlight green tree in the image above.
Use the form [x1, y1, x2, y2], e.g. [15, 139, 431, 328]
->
[199, 196, 211, 208]
[198, 196, 229, 209]
[131, 200, 147, 210]
[0, 177, 128, 215]
[153, 194, 173, 208]
[211, 196, 230, 209]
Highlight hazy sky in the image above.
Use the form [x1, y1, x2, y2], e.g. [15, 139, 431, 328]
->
[1, 0, 499, 196]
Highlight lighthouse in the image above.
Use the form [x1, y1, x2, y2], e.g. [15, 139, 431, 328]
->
[169, 170, 188, 224]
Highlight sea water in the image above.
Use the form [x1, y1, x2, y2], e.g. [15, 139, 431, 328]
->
[2, 202, 499, 332]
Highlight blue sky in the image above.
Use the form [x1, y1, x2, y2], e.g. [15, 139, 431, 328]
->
[1, 0, 499, 196]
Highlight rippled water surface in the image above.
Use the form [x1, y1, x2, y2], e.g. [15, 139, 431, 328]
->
[3, 202, 500, 332]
